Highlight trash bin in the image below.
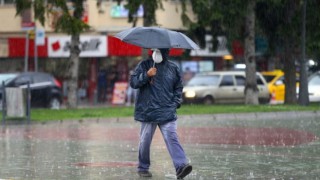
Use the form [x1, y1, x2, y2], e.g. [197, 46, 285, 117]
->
[5, 87, 26, 118]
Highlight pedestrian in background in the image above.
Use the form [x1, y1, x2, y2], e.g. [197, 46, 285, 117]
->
[130, 48, 192, 179]
[97, 68, 107, 103]
[183, 66, 195, 85]
[126, 69, 137, 106]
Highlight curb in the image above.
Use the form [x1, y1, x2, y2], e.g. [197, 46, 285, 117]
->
[178, 110, 320, 121]
[2, 111, 319, 126]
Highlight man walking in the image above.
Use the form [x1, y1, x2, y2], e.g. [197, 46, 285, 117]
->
[130, 48, 192, 179]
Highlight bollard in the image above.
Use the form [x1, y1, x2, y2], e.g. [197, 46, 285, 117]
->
[1, 81, 5, 125]
[1, 82, 31, 125]
[26, 82, 31, 124]
[93, 89, 98, 105]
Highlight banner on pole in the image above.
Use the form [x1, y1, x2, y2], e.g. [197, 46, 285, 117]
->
[36, 29, 45, 46]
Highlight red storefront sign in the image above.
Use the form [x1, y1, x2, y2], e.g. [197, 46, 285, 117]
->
[7, 36, 184, 58]
[169, 48, 184, 56]
[8, 37, 48, 58]
[108, 36, 141, 56]
[48, 36, 107, 57]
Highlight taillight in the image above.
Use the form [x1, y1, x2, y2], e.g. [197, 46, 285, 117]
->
[54, 79, 62, 88]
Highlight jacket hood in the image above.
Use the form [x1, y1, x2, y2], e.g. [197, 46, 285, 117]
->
[159, 48, 169, 61]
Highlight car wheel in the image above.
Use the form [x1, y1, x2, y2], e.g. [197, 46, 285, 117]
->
[259, 97, 271, 104]
[49, 97, 61, 110]
[203, 96, 214, 105]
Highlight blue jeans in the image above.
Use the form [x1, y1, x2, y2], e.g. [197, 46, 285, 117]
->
[137, 120, 188, 173]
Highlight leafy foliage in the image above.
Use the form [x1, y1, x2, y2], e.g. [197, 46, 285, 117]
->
[15, 0, 32, 16]
[15, 0, 90, 109]
[15, 0, 89, 35]
[124, 0, 163, 26]
[305, 0, 320, 59]
[256, 0, 301, 55]
[255, 0, 305, 104]
[180, 0, 248, 50]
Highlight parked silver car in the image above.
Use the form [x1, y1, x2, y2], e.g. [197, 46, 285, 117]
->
[183, 71, 271, 104]
[307, 71, 320, 102]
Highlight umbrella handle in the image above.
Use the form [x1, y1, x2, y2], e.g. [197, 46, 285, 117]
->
[153, 61, 155, 68]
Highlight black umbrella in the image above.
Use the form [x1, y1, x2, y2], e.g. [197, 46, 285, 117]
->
[114, 27, 199, 50]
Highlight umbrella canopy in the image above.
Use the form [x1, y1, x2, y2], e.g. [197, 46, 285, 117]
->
[114, 27, 200, 50]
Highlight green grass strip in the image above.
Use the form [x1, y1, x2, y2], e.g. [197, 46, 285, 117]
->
[1, 104, 319, 122]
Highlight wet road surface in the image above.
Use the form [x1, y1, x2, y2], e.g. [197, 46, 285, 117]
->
[0, 111, 320, 179]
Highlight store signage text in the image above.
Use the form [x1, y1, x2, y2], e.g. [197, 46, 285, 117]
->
[48, 36, 107, 57]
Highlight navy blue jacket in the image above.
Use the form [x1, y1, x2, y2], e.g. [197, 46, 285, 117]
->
[130, 58, 183, 124]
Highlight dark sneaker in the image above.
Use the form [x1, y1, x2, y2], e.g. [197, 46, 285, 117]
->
[138, 171, 152, 177]
[176, 164, 192, 179]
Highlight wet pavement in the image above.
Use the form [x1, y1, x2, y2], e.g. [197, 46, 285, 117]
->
[0, 111, 320, 179]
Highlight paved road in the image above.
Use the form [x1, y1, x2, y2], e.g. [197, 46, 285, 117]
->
[0, 111, 319, 179]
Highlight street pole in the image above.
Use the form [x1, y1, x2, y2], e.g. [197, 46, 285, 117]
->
[34, 25, 38, 72]
[24, 31, 29, 72]
[31, 0, 38, 72]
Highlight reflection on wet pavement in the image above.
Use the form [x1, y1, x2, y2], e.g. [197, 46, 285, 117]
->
[0, 114, 319, 179]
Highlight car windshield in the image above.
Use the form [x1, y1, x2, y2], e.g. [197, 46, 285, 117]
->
[0, 74, 17, 85]
[186, 75, 220, 86]
[309, 74, 320, 85]
[262, 75, 276, 83]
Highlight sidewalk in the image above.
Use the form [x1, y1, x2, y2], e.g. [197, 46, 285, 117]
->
[0, 111, 319, 179]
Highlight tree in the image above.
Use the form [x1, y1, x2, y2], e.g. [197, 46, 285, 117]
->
[124, 0, 162, 27]
[181, 0, 260, 105]
[124, 0, 163, 59]
[15, 0, 89, 109]
[256, 0, 301, 104]
[299, 0, 308, 106]
[244, 0, 259, 105]
[306, 0, 320, 60]
[180, 0, 246, 49]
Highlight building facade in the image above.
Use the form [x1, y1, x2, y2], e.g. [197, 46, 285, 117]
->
[0, 0, 228, 104]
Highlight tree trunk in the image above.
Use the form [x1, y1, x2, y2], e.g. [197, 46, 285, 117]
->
[283, 0, 298, 105]
[298, 0, 309, 105]
[66, 34, 81, 108]
[244, 0, 259, 105]
[141, 3, 152, 59]
[283, 37, 297, 104]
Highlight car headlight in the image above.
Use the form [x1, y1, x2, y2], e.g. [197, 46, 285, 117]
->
[185, 90, 196, 98]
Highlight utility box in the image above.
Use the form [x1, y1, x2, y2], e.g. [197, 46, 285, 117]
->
[5, 88, 26, 117]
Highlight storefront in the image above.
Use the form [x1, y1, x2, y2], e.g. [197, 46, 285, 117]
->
[1, 34, 224, 105]
[2, 35, 109, 103]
